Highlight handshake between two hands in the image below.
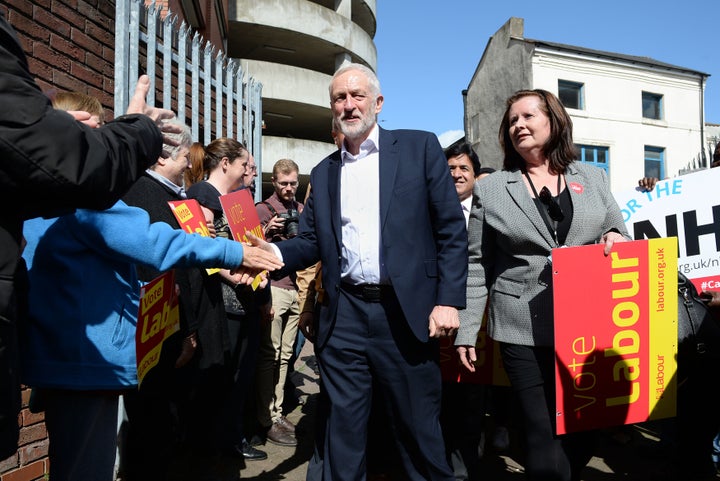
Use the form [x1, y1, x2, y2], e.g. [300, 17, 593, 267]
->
[231, 232, 284, 289]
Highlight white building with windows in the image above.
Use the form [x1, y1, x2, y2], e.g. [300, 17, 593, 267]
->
[464, 17, 710, 192]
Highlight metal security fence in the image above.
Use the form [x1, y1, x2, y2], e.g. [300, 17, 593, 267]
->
[114, 0, 263, 193]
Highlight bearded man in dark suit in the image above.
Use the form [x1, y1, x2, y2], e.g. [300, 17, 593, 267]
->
[251, 63, 467, 481]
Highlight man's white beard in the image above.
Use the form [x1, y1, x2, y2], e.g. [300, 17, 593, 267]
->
[340, 108, 377, 141]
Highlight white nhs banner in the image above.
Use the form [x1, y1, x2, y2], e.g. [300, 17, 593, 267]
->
[612, 167, 720, 286]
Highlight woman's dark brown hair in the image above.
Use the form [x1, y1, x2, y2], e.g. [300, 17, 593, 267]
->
[184, 138, 247, 188]
[499, 89, 577, 173]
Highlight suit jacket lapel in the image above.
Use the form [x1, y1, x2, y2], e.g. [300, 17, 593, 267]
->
[328, 152, 342, 249]
[564, 163, 587, 246]
[378, 128, 399, 230]
[505, 169, 557, 248]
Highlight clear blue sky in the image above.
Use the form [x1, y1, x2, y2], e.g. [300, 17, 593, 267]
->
[374, 0, 719, 145]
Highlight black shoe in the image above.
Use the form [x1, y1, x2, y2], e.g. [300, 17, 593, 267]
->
[225, 441, 268, 461]
[248, 434, 264, 447]
[241, 440, 268, 461]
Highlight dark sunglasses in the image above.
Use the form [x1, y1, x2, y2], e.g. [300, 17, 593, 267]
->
[538, 186, 565, 222]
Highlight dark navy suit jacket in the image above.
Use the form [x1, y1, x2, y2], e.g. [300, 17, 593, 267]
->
[276, 127, 468, 348]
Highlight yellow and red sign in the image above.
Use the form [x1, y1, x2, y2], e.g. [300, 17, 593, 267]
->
[552, 238, 677, 434]
[136, 270, 180, 385]
[168, 199, 218, 275]
[168, 199, 211, 236]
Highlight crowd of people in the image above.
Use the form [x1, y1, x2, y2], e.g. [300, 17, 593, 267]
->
[3, 8, 720, 481]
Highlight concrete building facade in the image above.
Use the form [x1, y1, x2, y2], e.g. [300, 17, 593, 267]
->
[226, 0, 377, 194]
[465, 17, 710, 192]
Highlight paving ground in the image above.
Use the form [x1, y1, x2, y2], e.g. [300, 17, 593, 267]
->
[236, 345, 320, 481]
[167, 341, 717, 481]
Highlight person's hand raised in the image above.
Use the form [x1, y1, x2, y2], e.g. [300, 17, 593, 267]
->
[125, 74, 175, 122]
[125, 75, 180, 155]
[637, 177, 659, 192]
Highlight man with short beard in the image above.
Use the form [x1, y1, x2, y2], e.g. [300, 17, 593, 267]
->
[250, 63, 467, 481]
[255, 159, 304, 447]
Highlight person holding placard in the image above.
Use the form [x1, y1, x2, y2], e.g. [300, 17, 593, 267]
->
[455, 89, 629, 481]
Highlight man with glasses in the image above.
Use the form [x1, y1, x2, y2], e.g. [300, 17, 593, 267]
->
[242, 153, 259, 197]
[254, 159, 303, 446]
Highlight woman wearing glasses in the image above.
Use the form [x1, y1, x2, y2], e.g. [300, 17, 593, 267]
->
[455, 89, 628, 481]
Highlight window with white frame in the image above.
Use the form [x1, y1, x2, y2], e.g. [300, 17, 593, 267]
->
[644, 146, 665, 179]
[558, 80, 584, 110]
[642, 91, 663, 120]
[576, 144, 608, 173]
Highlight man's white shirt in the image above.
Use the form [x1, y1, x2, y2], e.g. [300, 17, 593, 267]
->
[340, 124, 385, 285]
[268, 124, 388, 285]
[460, 196, 471, 229]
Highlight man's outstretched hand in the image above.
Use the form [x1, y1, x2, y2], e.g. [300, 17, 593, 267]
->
[240, 243, 283, 272]
[235, 232, 285, 288]
[245, 231, 280, 256]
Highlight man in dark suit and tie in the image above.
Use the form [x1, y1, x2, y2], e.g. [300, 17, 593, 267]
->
[251, 63, 467, 480]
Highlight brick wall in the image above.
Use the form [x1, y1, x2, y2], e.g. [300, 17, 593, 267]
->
[0, 0, 227, 120]
[2, 0, 118, 117]
[0, 389, 48, 481]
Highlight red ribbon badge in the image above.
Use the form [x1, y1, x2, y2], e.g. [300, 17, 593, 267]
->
[569, 182, 584, 194]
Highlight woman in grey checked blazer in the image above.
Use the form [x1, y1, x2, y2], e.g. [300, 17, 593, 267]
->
[455, 89, 629, 481]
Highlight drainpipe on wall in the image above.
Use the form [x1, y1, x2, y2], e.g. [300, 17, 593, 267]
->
[462, 89, 468, 141]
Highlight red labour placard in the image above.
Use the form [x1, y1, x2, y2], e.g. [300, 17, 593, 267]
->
[552, 238, 677, 434]
[168, 198, 211, 237]
[136, 270, 180, 386]
[218, 189, 265, 243]
[219, 189, 266, 290]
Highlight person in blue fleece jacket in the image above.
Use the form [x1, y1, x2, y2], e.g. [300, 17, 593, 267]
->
[20, 200, 282, 481]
